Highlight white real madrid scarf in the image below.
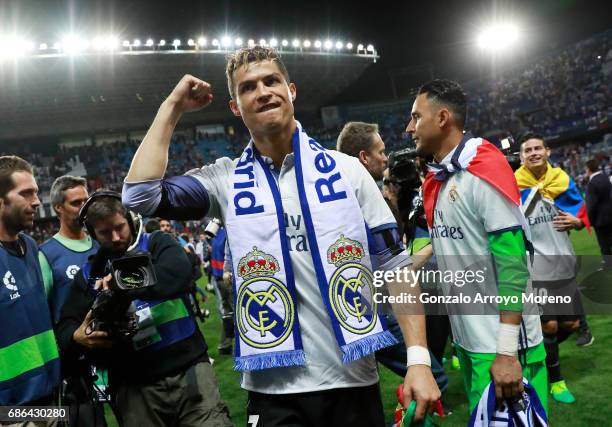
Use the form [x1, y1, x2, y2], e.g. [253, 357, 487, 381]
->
[469, 379, 548, 427]
[225, 122, 397, 372]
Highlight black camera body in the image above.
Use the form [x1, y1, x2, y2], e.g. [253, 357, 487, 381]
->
[89, 252, 157, 339]
[387, 147, 428, 241]
[387, 147, 422, 191]
[499, 135, 521, 171]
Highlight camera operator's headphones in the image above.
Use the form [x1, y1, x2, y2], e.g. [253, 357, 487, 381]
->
[79, 190, 143, 251]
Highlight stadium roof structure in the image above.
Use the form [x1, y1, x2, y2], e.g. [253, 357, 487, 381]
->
[0, 47, 378, 141]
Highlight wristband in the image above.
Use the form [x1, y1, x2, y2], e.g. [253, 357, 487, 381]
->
[496, 323, 520, 356]
[407, 345, 431, 367]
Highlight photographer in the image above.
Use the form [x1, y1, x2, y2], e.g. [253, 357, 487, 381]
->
[55, 191, 231, 426]
[385, 149, 426, 247]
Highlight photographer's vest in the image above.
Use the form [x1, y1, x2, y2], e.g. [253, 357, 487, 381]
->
[210, 227, 226, 279]
[0, 234, 60, 405]
[82, 232, 196, 353]
[40, 236, 99, 324]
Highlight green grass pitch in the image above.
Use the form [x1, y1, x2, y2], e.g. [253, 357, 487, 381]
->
[104, 228, 610, 426]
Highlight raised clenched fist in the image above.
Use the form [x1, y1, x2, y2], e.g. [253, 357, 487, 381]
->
[165, 74, 214, 114]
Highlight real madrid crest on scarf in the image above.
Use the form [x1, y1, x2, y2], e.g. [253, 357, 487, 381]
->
[226, 122, 397, 372]
[235, 247, 296, 350]
[326, 235, 378, 336]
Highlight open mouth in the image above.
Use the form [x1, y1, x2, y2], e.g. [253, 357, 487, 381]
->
[257, 102, 281, 113]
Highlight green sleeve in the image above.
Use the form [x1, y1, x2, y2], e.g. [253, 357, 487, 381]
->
[408, 236, 431, 256]
[487, 228, 529, 312]
[38, 251, 54, 297]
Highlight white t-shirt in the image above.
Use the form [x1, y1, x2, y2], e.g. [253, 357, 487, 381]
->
[429, 149, 542, 354]
[187, 151, 397, 393]
[521, 193, 576, 281]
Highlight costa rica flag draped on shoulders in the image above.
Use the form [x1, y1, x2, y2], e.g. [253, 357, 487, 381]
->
[423, 133, 531, 241]
[515, 163, 591, 230]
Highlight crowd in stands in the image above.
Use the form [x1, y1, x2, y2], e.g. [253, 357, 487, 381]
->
[467, 30, 611, 139]
[2, 30, 611, 244]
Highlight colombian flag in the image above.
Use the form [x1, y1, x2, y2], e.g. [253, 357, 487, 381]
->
[515, 163, 591, 230]
[423, 133, 529, 239]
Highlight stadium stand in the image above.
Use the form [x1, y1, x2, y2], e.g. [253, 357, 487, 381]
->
[2, 29, 610, 245]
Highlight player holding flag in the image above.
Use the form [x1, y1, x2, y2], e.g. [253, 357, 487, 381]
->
[407, 79, 548, 413]
[515, 133, 593, 404]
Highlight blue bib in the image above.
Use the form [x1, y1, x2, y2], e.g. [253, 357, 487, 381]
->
[40, 236, 99, 323]
[0, 234, 60, 405]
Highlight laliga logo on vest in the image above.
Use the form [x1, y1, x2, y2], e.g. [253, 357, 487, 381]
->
[65, 264, 80, 279]
[236, 247, 295, 349]
[327, 235, 377, 335]
[3, 270, 20, 299]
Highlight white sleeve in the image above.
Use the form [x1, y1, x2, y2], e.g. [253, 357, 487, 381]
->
[338, 154, 396, 229]
[473, 176, 521, 233]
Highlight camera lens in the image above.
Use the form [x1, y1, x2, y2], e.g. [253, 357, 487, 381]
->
[114, 266, 149, 289]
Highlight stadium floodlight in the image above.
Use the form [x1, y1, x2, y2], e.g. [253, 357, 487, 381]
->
[335, 41, 343, 49]
[259, 39, 267, 46]
[269, 38, 278, 47]
[234, 37, 243, 47]
[198, 37, 207, 47]
[62, 35, 88, 54]
[158, 39, 166, 46]
[0, 38, 16, 58]
[314, 40, 322, 48]
[0, 38, 34, 58]
[93, 36, 118, 51]
[476, 23, 520, 51]
[187, 38, 195, 46]
[212, 38, 220, 47]
[92, 37, 104, 50]
[39, 43, 48, 50]
[357, 43, 364, 51]
[366, 44, 374, 52]
[248, 39, 255, 47]
[303, 39, 311, 48]
[133, 39, 141, 47]
[122, 40, 131, 47]
[172, 39, 181, 48]
[281, 39, 289, 47]
[107, 36, 119, 50]
[346, 42, 353, 50]
[292, 39, 300, 48]
[324, 40, 333, 50]
[221, 36, 232, 48]
[146, 38, 154, 47]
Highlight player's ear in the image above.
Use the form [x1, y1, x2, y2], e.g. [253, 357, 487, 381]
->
[289, 83, 296, 102]
[438, 108, 451, 128]
[229, 99, 241, 117]
[358, 150, 369, 166]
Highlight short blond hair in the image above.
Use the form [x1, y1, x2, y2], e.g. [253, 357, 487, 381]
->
[225, 46, 291, 99]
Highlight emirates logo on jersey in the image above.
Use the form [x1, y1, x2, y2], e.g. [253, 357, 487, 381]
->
[65, 264, 80, 279]
[3, 271, 20, 300]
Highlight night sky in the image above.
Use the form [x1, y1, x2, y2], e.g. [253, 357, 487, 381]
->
[1, 0, 610, 103]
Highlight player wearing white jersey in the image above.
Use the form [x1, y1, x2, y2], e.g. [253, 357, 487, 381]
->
[406, 79, 547, 414]
[122, 46, 440, 425]
[516, 133, 591, 404]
